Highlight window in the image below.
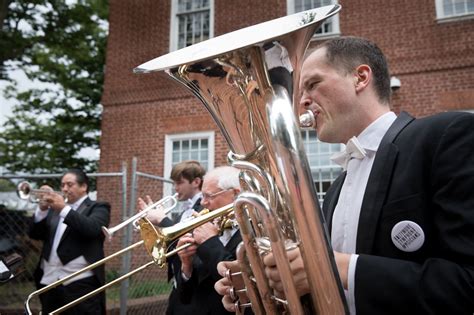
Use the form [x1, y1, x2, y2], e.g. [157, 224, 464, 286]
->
[163, 131, 215, 196]
[287, 0, 340, 37]
[301, 129, 343, 203]
[170, 0, 214, 51]
[435, 0, 474, 20]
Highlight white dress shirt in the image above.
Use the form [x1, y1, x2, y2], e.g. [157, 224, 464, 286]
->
[35, 195, 94, 285]
[179, 192, 203, 223]
[330, 111, 397, 314]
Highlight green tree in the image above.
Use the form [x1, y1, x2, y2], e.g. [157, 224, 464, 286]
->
[0, 0, 108, 174]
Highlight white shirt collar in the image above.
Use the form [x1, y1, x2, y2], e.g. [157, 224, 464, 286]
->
[187, 192, 202, 208]
[357, 111, 397, 153]
[68, 195, 88, 211]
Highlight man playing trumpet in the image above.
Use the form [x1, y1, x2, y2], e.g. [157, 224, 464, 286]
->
[137, 160, 206, 315]
[28, 168, 111, 314]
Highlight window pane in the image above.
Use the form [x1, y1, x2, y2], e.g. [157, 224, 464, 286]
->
[181, 140, 189, 150]
[175, 0, 211, 49]
[293, 0, 336, 36]
[301, 130, 342, 203]
[171, 136, 211, 170]
[172, 152, 180, 163]
[201, 150, 208, 161]
[441, 0, 474, 17]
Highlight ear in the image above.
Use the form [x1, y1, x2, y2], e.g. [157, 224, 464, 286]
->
[79, 183, 88, 194]
[192, 177, 202, 188]
[354, 64, 371, 93]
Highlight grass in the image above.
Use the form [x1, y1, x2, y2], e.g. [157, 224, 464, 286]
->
[0, 277, 172, 311]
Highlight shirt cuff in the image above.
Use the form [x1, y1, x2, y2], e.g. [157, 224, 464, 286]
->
[59, 205, 72, 218]
[347, 254, 359, 315]
[34, 207, 48, 222]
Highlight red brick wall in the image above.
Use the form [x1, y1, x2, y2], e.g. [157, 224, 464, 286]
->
[99, 0, 474, 241]
[336, 0, 474, 114]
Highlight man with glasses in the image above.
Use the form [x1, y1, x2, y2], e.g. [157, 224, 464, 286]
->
[175, 166, 241, 315]
[29, 168, 110, 314]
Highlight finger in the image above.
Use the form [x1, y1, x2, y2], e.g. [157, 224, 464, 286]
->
[286, 247, 300, 261]
[262, 252, 276, 267]
[222, 295, 236, 312]
[137, 198, 145, 211]
[265, 265, 281, 282]
[217, 261, 229, 277]
[214, 278, 231, 295]
[146, 195, 153, 206]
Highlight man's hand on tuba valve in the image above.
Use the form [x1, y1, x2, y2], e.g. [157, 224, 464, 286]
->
[215, 260, 241, 312]
[263, 247, 311, 298]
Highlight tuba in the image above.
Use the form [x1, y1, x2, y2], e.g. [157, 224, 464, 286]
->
[135, 5, 347, 314]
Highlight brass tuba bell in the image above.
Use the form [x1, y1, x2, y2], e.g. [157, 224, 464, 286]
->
[135, 4, 348, 315]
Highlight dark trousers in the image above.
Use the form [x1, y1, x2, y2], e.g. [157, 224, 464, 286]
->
[39, 276, 105, 315]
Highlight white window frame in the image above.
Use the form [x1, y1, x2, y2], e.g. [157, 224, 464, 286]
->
[169, 0, 215, 52]
[163, 131, 215, 196]
[435, 0, 474, 22]
[287, 0, 340, 39]
[301, 129, 343, 204]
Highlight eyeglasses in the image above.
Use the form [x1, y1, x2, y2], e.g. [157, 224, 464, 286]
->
[202, 188, 232, 201]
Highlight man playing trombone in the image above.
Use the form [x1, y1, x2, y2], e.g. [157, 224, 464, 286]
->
[28, 168, 110, 314]
[175, 166, 241, 315]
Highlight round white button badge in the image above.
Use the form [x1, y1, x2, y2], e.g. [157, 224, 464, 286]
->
[391, 220, 425, 252]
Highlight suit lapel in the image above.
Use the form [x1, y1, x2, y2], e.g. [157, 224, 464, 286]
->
[76, 197, 91, 215]
[60, 197, 91, 244]
[323, 173, 346, 234]
[356, 112, 414, 253]
[224, 230, 242, 253]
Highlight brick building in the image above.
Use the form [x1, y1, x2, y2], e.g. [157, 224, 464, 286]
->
[99, 0, 474, 241]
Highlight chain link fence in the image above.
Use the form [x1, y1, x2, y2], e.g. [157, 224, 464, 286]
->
[0, 160, 183, 315]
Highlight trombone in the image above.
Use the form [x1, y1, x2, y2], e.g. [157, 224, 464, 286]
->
[24, 203, 234, 315]
[17, 181, 68, 203]
[102, 193, 178, 240]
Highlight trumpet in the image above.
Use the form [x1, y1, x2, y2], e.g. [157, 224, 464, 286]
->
[102, 193, 178, 240]
[24, 203, 234, 315]
[17, 181, 68, 203]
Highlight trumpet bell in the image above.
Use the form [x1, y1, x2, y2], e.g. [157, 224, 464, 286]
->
[17, 181, 68, 203]
[17, 181, 33, 201]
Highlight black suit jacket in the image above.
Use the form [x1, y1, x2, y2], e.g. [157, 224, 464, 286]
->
[177, 230, 242, 315]
[323, 112, 474, 314]
[29, 197, 111, 287]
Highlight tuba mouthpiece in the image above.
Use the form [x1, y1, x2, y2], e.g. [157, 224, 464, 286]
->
[299, 110, 315, 128]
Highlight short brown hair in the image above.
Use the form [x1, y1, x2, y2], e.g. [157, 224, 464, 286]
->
[317, 36, 391, 105]
[170, 160, 206, 189]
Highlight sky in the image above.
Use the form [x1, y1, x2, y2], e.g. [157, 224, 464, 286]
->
[0, 69, 100, 161]
[0, 68, 35, 125]
[0, 79, 15, 126]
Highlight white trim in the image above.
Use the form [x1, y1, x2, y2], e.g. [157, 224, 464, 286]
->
[163, 131, 215, 195]
[435, 0, 474, 20]
[169, 0, 215, 52]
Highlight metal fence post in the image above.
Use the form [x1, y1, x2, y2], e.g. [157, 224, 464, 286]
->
[120, 158, 136, 315]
